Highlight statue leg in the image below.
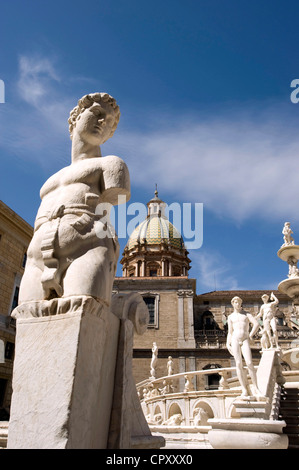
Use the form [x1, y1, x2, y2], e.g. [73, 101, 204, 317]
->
[231, 340, 249, 396]
[62, 241, 119, 305]
[18, 233, 45, 303]
[241, 340, 262, 396]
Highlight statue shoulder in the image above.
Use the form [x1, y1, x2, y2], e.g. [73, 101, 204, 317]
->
[101, 154, 128, 170]
[101, 155, 130, 205]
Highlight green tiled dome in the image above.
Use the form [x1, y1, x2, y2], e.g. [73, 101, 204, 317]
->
[127, 215, 184, 250]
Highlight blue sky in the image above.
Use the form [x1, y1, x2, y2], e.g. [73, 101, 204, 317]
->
[1, 0, 299, 294]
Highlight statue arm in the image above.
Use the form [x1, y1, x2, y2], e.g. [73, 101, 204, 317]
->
[270, 292, 279, 306]
[248, 314, 260, 339]
[226, 316, 234, 355]
[256, 306, 263, 319]
[100, 155, 130, 205]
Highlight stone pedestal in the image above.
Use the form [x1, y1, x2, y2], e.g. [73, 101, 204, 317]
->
[8, 296, 119, 449]
[208, 349, 288, 449]
[7, 294, 165, 449]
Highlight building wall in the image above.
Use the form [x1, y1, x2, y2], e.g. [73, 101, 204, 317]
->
[0, 201, 33, 316]
[113, 277, 196, 350]
[0, 200, 33, 415]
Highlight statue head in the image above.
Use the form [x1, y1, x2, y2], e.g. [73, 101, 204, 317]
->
[262, 294, 269, 303]
[68, 92, 120, 143]
[231, 296, 242, 310]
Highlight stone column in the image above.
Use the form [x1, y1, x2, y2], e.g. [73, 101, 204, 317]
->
[186, 290, 196, 348]
[177, 291, 185, 347]
[178, 356, 186, 392]
[188, 355, 196, 389]
[141, 259, 146, 277]
[161, 258, 166, 277]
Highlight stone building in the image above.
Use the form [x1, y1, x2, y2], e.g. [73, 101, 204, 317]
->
[114, 191, 299, 389]
[0, 200, 33, 416]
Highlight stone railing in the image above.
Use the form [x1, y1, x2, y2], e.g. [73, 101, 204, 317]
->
[137, 349, 290, 449]
[138, 366, 244, 427]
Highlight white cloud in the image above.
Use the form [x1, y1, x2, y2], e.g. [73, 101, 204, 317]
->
[0, 54, 74, 168]
[3, 54, 299, 228]
[111, 108, 299, 224]
[189, 249, 242, 293]
[17, 55, 60, 106]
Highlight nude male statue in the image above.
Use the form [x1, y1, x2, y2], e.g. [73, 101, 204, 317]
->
[19, 92, 130, 307]
[226, 296, 262, 398]
[257, 292, 279, 349]
[150, 342, 158, 378]
[282, 222, 294, 246]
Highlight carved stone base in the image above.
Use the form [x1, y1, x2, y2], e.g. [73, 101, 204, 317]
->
[208, 418, 288, 449]
[8, 296, 119, 449]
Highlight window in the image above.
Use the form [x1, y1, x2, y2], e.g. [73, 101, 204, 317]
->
[10, 273, 22, 313]
[203, 364, 222, 390]
[22, 252, 27, 268]
[11, 286, 19, 311]
[0, 379, 7, 407]
[5, 342, 14, 360]
[149, 269, 157, 277]
[142, 293, 159, 328]
[202, 311, 216, 330]
[143, 297, 155, 325]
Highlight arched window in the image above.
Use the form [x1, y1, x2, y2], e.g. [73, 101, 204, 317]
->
[203, 364, 222, 390]
[202, 311, 216, 331]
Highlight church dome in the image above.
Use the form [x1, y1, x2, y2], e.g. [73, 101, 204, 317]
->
[121, 188, 191, 278]
[127, 215, 184, 251]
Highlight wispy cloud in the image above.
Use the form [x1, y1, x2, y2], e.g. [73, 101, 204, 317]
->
[111, 106, 299, 225]
[0, 54, 75, 169]
[190, 249, 242, 293]
[17, 55, 60, 106]
[2, 53, 299, 229]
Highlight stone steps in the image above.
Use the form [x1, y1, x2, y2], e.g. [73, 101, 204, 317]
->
[279, 387, 299, 449]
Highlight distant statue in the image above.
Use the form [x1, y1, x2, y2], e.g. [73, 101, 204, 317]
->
[160, 379, 174, 395]
[167, 356, 174, 376]
[287, 256, 299, 278]
[226, 296, 262, 398]
[18, 92, 130, 308]
[163, 414, 183, 426]
[282, 222, 294, 246]
[150, 342, 158, 379]
[194, 407, 209, 426]
[257, 292, 279, 349]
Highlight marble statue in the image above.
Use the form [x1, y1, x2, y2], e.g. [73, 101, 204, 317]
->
[163, 414, 183, 426]
[193, 407, 209, 426]
[257, 293, 279, 349]
[150, 342, 158, 379]
[282, 222, 294, 246]
[226, 296, 262, 399]
[287, 256, 299, 278]
[167, 356, 174, 376]
[19, 92, 130, 308]
[8, 93, 165, 449]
